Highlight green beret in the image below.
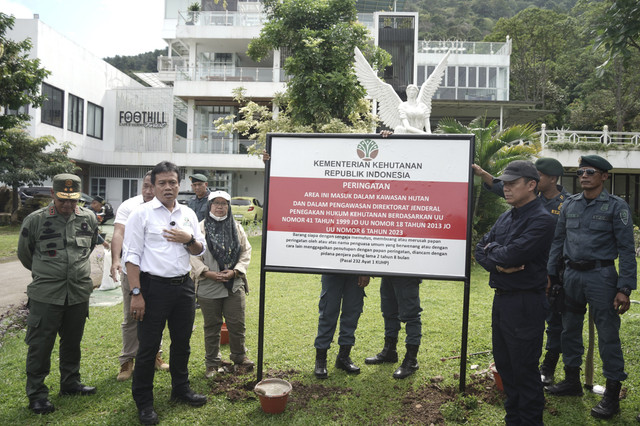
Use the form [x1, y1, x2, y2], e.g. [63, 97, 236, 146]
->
[579, 155, 612, 171]
[189, 173, 208, 183]
[535, 158, 564, 176]
[53, 174, 81, 199]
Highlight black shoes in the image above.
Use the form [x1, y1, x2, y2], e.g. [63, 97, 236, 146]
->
[591, 379, 621, 419]
[393, 344, 420, 379]
[365, 337, 398, 365]
[138, 406, 159, 425]
[29, 398, 55, 414]
[314, 348, 328, 379]
[170, 389, 207, 407]
[539, 350, 560, 386]
[59, 384, 97, 396]
[335, 346, 360, 374]
[545, 366, 583, 396]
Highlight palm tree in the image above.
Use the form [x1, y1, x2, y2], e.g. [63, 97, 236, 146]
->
[435, 116, 541, 238]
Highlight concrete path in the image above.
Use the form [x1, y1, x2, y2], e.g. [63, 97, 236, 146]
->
[0, 245, 121, 313]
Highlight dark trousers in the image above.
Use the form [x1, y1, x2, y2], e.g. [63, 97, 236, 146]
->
[380, 276, 422, 346]
[132, 274, 196, 409]
[25, 298, 89, 401]
[492, 291, 546, 426]
[544, 310, 563, 353]
[314, 274, 365, 349]
[561, 266, 626, 381]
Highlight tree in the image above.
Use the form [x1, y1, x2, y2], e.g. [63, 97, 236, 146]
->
[485, 7, 581, 110]
[0, 13, 50, 136]
[246, 0, 390, 128]
[592, 0, 640, 66]
[0, 128, 78, 212]
[435, 117, 540, 239]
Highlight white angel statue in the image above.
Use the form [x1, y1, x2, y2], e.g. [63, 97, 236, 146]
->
[353, 47, 450, 134]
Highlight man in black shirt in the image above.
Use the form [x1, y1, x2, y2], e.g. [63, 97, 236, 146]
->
[475, 161, 556, 426]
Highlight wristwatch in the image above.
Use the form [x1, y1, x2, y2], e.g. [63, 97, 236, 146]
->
[130, 287, 141, 296]
[617, 287, 632, 297]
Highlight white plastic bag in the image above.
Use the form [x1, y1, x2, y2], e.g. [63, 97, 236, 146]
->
[99, 249, 119, 290]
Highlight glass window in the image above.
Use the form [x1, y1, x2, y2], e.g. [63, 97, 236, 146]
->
[67, 93, 84, 134]
[446, 66, 455, 87]
[489, 67, 497, 88]
[91, 178, 106, 198]
[122, 179, 138, 201]
[478, 67, 487, 88]
[468, 67, 477, 88]
[458, 67, 467, 87]
[41, 83, 64, 128]
[87, 102, 103, 139]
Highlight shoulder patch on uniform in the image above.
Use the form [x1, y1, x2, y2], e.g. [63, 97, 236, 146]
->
[21, 228, 29, 237]
[620, 209, 629, 226]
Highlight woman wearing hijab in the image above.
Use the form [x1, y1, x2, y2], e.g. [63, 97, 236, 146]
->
[190, 191, 253, 378]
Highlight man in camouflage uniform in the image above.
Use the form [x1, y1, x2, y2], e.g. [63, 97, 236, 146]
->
[17, 174, 99, 414]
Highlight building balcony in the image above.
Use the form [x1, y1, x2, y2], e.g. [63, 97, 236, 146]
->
[178, 10, 266, 28]
[538, 125, 640, 173]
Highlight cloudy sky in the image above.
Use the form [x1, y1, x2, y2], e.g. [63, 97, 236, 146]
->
[1, 0, 166, 58]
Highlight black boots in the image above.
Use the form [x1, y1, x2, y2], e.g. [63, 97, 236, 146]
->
[314, 348, 328, 379]
[545, 366, 583, 396]
[335, 345, 360, 374]
[365, 337, 398, 365]
[591, 379, 621, 419]
[393, 344, 419, 379]
[539, 350, 560, 386]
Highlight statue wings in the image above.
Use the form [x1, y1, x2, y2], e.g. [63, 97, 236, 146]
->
[353, 47, 451, 130]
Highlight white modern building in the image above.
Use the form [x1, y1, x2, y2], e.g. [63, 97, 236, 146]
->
[6, 2, 639, 216]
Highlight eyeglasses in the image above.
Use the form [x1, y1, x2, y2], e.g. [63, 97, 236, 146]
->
[58, 199, 78, 204]
[212, 201, 228, 207]
[576, 168, 601, 176]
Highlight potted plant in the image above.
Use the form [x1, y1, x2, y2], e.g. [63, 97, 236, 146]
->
[187, 2, 201, 25]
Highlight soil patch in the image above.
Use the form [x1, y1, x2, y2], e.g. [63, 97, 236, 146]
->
[0, 301, 28, 347]
[206, 367, 504, 423]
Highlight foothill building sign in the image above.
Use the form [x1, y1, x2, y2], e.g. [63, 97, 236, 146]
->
[118, 110, 168, 128]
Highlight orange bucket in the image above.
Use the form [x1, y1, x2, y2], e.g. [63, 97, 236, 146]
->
[254, 378, 292, 414]
[490, 362, 504, 391]
[220, 322, 229, 345]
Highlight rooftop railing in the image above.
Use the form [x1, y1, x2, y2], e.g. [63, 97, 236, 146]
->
[539, 124, 640, 146]
[419, 40, 510, 55]
[178, 10, 265, 27]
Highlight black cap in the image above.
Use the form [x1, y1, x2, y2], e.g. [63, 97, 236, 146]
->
[93, 195, 105, 204]
[579, 155, 612, 171]
[493, 160, 540, 183]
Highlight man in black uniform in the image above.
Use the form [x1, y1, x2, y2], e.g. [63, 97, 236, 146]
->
[473, 157, 570, 385]
[475, 161, 556, 425]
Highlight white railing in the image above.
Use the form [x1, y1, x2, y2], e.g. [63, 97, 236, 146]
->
[419, 40, 510, 55]
[539, 124, 640, 146]
[158, 56, 187, 72]
[178, 10, 265, 27]
[175, 64, 285, 82]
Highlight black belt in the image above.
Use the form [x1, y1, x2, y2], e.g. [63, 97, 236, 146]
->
[494, 288, 544, 296]
[566, 259, 614, 271]
[142, 272, 190, 285]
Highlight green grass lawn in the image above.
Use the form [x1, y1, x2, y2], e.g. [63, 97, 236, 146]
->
[1, 234, 639, 424]
[0, 225, 21, 258]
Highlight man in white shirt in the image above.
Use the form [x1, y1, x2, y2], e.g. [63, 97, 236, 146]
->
[111, 171, 170, 381]
[124, 161, 207, 425]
